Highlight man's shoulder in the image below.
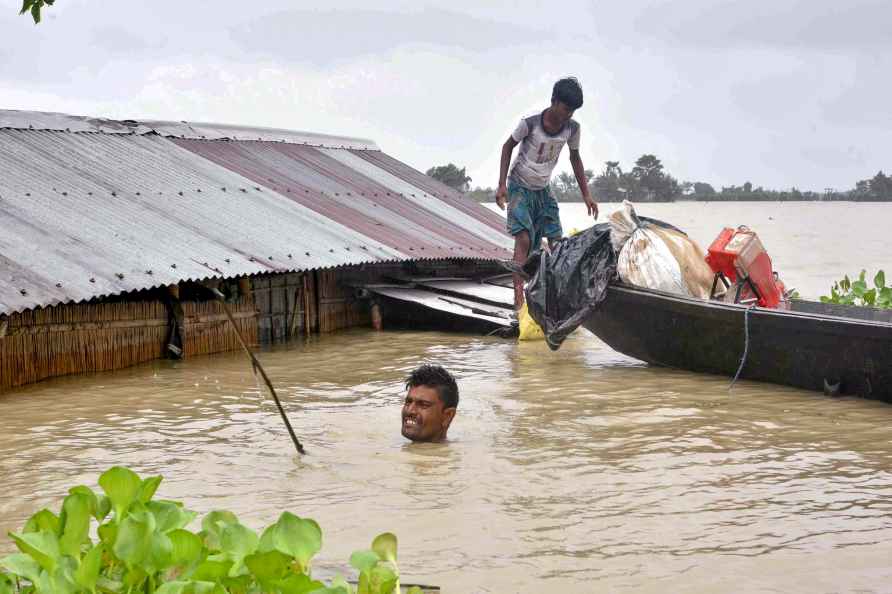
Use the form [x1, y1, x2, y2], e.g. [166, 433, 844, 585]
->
[519, 113, 540, 128]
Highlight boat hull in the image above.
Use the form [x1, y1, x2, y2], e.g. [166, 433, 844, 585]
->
[583, 284, 892, 400]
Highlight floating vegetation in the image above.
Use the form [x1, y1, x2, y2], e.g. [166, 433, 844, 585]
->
[821, 270, 891, 309]
[0, 467, 421, 594]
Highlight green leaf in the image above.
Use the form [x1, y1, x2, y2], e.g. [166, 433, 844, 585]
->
[307, 587, 351, 594]
[863, 288, 876, 306]
[852, 280, 867, 297]
[244, 550, 291, 587]
[148, 501, 196, 534]
[405, 588, 423, 594]
[144, 531, 174, 573]
[10, 531, 61, 573]
[258, 513, 321, 571]
[365, 565, 397, 594]
[24, 509, 61, 535]
[842, 275, 851, 291]
[200, 511, 239, 550]
[19, 0, 33, 17]
[98, 522, 117, 548]
[0, 553, 42, 582]
[278, 574, 326, 594]
[371, 533, 397, 563]
[154, 581, 188, 594]
[155, 580, 220, 594]
[348, 550, 379, 573]
[168, 529, 204, 567]
[112, 509, 155, 568]
[137, 476, 163, 503]
[191, 559, 233, 581]
[0, 573, 14, 594]
[34, 566, 78, 594]
[874, 270, 886, 290]
[122, 566, 147, 588]
[859, 270, 867, 283]
[59, 492, 92, 557]
[30, 3, 40, 24]
[96, 576, 124, 592]
[74, 544, 103, 591]
[95, 496, 112, 522]
[220, 523, 259, 576]
[99, 467, 142, 522]
[68, 486, 100, 519]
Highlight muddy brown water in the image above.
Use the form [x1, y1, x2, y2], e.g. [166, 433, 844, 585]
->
[3, 202, 892, 592]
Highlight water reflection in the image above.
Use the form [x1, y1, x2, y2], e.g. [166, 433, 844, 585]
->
[2, 328, 892, 592]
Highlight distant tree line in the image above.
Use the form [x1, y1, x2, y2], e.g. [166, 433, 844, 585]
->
[427, 156, 892, 203]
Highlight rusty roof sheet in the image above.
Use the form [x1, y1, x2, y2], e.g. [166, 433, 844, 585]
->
[172, 139, 511, 259]
[0, 112, 511, 315]
[350, 149, 507, 232]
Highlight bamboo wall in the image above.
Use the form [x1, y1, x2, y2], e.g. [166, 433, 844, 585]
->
[317, 268, 371, 333]
[182, 299, 258, 357]
[0, 259, 502, 391]
[0, 295, 257, 392]
[0, 301, 168, 391]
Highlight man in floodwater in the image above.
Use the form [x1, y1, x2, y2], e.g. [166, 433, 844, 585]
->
[401, 364, 459, 442]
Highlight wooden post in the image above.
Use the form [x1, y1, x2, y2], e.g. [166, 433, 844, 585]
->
[238, 277, 252, 298]
[371, 302, 383, 331]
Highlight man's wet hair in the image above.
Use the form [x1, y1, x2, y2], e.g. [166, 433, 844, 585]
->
[405, 364, 459, 409]
[552, 77, 583, 110]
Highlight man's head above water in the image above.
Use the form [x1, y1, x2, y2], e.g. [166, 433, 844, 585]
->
[401, 364, 459, 443]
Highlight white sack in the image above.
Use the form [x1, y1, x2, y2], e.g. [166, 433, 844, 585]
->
[609, 201, 714, 299]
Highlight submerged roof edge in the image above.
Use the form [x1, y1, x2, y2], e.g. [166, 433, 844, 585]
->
[0, 109, 379, 150]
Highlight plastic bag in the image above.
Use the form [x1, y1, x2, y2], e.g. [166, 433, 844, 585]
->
[522, 223, 616, 350]
[523, 213, 683, 350]
[610, 201, 714, 299]
[517, 301, 545, 341]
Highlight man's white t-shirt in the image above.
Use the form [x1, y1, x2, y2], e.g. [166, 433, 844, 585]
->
[508, 111, 581, 191]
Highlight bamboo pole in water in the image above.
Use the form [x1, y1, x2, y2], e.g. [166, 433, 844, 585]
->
[210, 288, 305, 455]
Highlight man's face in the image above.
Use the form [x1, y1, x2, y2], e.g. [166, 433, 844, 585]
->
[401, 385, 455, 442]
[551, 100, 575, 126]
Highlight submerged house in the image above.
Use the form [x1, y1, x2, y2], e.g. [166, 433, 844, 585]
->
[0, 110, 511, 392]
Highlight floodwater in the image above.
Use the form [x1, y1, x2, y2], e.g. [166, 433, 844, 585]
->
[2, 202, 892, 593]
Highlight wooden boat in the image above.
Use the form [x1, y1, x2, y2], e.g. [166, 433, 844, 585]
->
[583, 283, 892, 400]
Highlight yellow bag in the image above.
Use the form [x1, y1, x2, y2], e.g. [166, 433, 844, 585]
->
[518, 301, 545, 341]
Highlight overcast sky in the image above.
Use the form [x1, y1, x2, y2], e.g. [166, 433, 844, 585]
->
[2, 0, 889, 191]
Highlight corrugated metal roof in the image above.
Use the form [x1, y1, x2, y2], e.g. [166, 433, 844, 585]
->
[316, 147, 508, 248]
[0, 109, 378, 149]
[0, 111, 511, 315]
[350, 149, 507, 232]
[172, 139, 511, 258]
[0, 131, 402, 314]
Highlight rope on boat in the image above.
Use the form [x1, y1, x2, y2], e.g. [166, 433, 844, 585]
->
[729, 304, 758, 391]
[211, 288, 306, 455]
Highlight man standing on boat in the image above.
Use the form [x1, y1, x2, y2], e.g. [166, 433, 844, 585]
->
[401, 364, 459, 443]
[495, 77, 599, 310]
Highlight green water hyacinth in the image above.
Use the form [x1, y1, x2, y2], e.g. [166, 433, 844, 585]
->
[821, 269, 892, 309]
[0, 467, 422, 594]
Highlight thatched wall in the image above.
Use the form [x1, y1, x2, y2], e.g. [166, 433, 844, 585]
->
[0, 259, 502, 392]
[0, 296, 256, 392]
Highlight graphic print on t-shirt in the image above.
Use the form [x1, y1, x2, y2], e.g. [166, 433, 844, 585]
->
[509, 112, 581, 189]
